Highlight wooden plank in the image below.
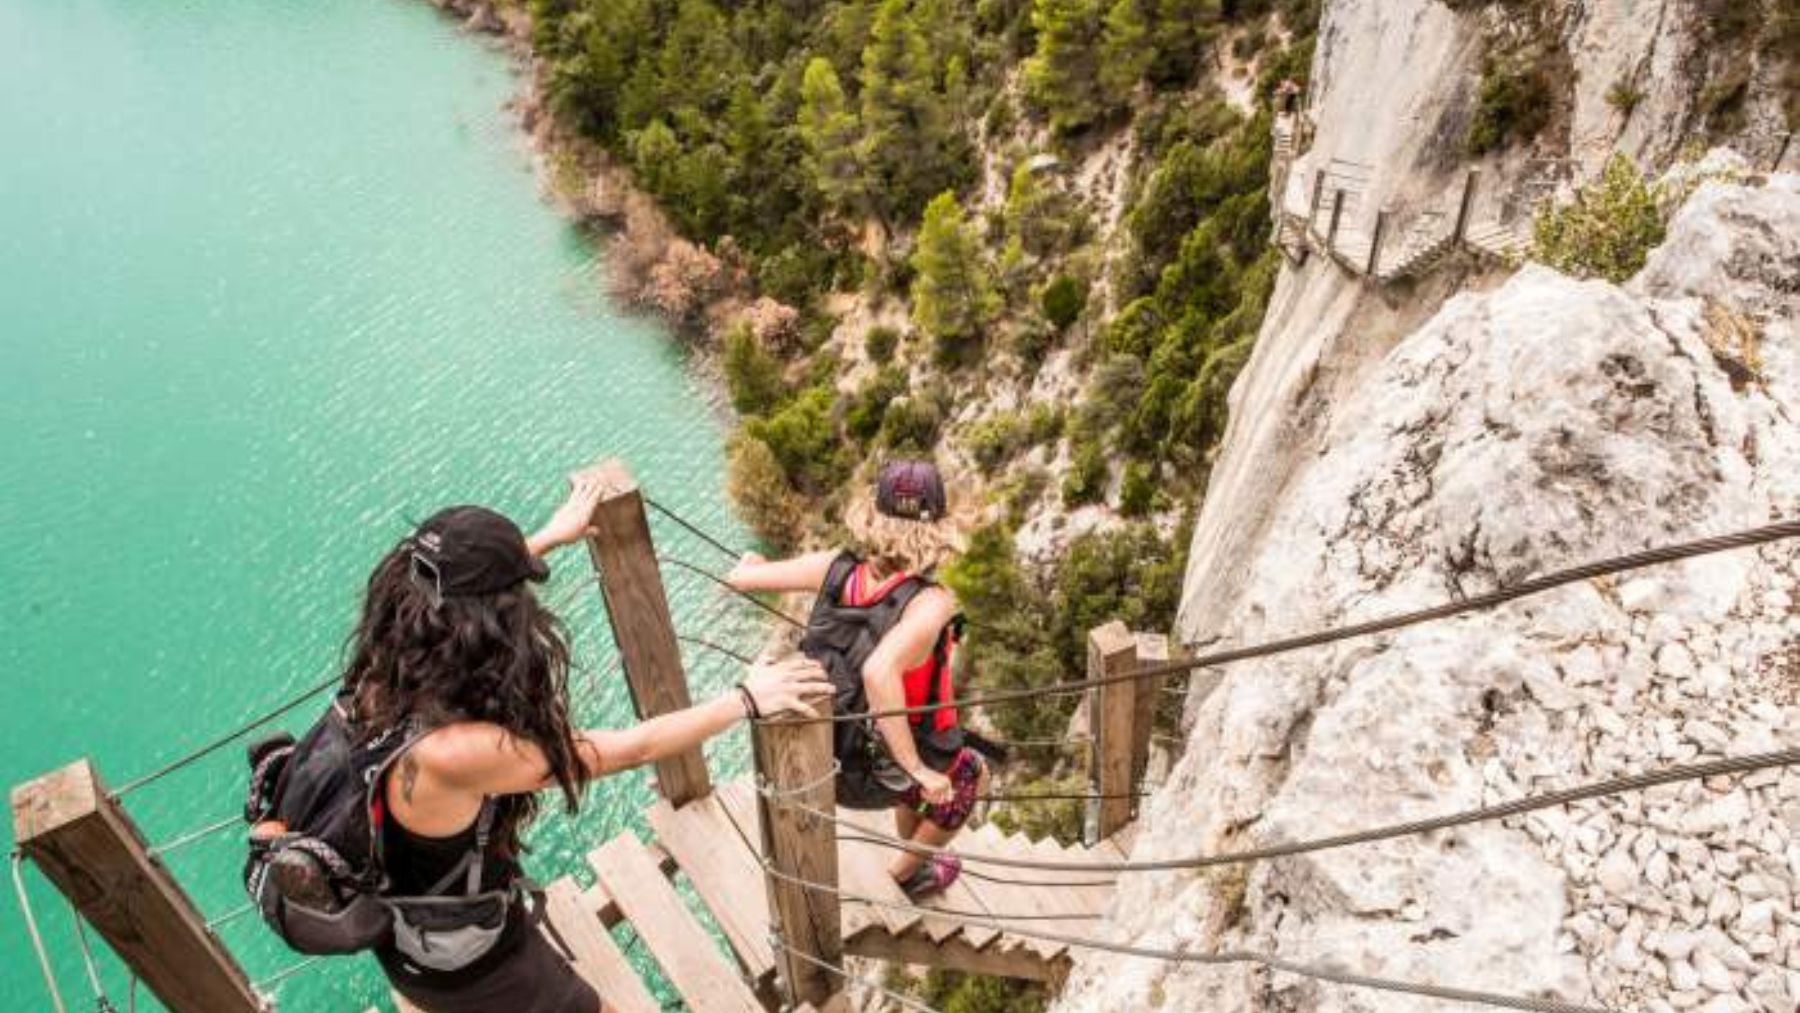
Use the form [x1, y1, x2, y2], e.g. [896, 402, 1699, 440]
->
[1130, 632, 1169, 789]
[588, 833, 764, 1013]
[544, 878, 661, 1013]
[584, 459, 709, 805]
[834, 807, 923, 938]
[1089, 622, 1140, 839]
[11, 760, 261, 1013]
[647, 790, 776, 983]
[749, 690, 844, 1011]
[947, 824, 1021, 951]
[845, 924, 1069, 985]
[912, 839, 992, 945]
[961, 825, 1064, 962]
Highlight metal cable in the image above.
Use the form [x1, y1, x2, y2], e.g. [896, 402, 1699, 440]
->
[765, 749, 1800, 874]
[644, 496, 748, 563]
[659, 556, 807, 628]
[251, 955, 323, 992]
[830, 835, 1116, 889]
[769, 937, 948, 1013]
[147, 814, 242, 858]
[113, 575, 600, 799]
[12, 851, 71, 1013]
[978, 790, 1149, 803]
[676, 633, 755, 666]
[767, 518, 1800, 726]
[756, 861, 1609, 1013]
[66, 898, 115, 1010]
[206, 901, 257, 932]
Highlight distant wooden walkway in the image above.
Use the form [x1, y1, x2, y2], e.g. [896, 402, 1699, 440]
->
[1268, 105, 1535, 281]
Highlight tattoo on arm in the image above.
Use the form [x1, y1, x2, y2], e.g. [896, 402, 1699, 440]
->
[399, 753, 419, 805]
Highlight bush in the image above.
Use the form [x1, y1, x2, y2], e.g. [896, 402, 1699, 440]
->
[987, 773, 1089, 844]
[1060, 439, 1108, 506]
[1118, 461, 1156, 516]
[877, 395, 944, 452]
[1039, 274, 1089, 331]
[1533, 154, 1666, 283]
[966, 412, 1030, 473]
[1467, 49, 1553, 154]
[746, 385, 847, 492]
[864, 325, 901, 364]
[726, 434, 805, 547]
[722, 325, 785, 416]
[843, 366, 910, 443]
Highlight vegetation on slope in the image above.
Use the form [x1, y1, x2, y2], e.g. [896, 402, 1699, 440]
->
[526, 3, 1319, 999]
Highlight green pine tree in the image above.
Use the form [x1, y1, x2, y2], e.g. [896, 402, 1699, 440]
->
[797, 58, 864, 217]
[911, 191, 999, 363]
[859, 0, 969, 222]
[1023, 0, 1106, 133]
[1098, 0, 1153, 107]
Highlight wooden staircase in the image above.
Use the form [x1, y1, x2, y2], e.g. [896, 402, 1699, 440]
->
[396, 779, 1124, 1012]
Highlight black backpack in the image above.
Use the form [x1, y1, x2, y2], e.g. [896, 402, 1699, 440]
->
[798, 552, 965, 780]
[242, 695, 519, 970]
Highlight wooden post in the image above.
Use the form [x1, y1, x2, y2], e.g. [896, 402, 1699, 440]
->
[1453, 169, 1480, 243]
[752, 689, 842, 1010]
[12, 760, 261, 1013]
[1088, 622, 1139, 840]
[1327, 188, 1346, 247]
[1129, 633, 1170, 788]
[1367, 209, 1389, 276]
[585, 459, 710, 806]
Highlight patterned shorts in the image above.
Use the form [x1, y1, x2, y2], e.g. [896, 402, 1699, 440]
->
[898, 748, 985, 831]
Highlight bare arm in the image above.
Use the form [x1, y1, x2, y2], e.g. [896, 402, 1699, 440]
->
[725, 550, 838, 594]
[860, 586, 956, 782]
[400, 657, 830, 827]
[525, 467, 610, 558]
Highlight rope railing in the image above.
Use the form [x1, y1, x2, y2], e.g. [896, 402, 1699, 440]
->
[12, 851, 69, 1013]
[760, 518, 1800, 727]
[718, 796, 1600, 1013]
[762, 749, 1800, 874]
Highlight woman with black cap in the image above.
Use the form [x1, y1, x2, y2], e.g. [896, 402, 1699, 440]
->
[726, 459, 986, 899]
[257, 469, 828, 1013]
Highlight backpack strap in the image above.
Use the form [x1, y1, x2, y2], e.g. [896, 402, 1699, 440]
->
[818, 550, 862, 605]
[416, 798, 497, 898]
[361, 719, 442, 881]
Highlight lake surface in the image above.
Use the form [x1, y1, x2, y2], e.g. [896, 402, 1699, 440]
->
[0, 1, 757, 1008]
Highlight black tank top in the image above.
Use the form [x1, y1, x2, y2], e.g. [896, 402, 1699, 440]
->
[376, 787, 527, 984]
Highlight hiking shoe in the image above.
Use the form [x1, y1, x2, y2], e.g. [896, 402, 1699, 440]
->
[899, 853, 962, 900]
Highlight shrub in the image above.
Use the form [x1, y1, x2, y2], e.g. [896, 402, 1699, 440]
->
[1467, 49, 1553, 154]
[726, 434, 805, 547]
[877, 395, 944, 452]
[1060, 439, 1109, 506]
[746, 385, 847, 492]
[1118, 461, 1156, 516]
[843, 366, 910, 442]
[722, 325, 785, 416]
[966, 412, 1030, 473]
[1605, 76, 1644, 116]
[912, 191, 1000, 367]
[1039, 274, 1089, 331]
[1533, 154, 1666, 283]
[865, 325, 901, 364]
[986, 773, 1088, 843]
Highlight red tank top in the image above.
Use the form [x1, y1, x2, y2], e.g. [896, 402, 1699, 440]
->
[842, 563, 958, 732]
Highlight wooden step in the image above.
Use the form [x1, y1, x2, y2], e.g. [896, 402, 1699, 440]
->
[647, 783, 776, 984]
[543, 878, 661, 1013]
[954, 825, 1065, 962]
[834, 807, 925, 938]
[588, 832, 764, 1013]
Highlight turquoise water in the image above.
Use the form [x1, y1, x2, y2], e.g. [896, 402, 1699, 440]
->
[0, 1, 760, 1008]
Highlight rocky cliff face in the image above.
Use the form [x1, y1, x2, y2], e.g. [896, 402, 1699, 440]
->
[1059, 164, 1798, 1011]
[1055, 0, 1798, 1001]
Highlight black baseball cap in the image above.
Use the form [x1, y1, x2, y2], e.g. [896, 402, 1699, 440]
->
[875, 460, 948, 522]
[407, 506, 549, 601]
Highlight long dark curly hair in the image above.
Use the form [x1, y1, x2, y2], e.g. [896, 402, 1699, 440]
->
[342, 536, 587, 854]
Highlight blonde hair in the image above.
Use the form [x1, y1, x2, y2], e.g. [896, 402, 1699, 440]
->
[844, 494, 965, 577]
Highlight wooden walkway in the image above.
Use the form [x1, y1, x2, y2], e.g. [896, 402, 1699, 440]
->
[395, 779, 1122, 1013]
[1268, 104, 1537, 281]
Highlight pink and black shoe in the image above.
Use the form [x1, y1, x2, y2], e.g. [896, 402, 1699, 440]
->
[899, 853, 962, 900]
